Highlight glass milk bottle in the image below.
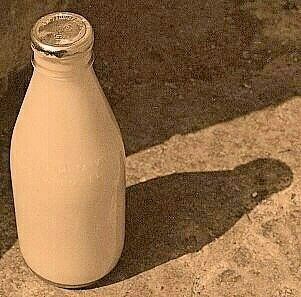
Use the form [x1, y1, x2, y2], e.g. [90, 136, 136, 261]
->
[10, 12, 125, 288]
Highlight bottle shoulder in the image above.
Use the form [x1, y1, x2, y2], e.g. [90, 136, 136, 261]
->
[12, 66, 124, 150]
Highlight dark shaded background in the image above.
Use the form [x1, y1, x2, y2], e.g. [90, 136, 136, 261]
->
[1, 0, 300, 154]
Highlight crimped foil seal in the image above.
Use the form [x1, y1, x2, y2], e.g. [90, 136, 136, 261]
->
[31, 12, 94, 58]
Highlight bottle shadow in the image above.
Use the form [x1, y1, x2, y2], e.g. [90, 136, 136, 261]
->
[86, 158, 293, 288]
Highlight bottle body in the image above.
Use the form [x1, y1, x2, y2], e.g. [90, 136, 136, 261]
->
[10, 57, 125, 287]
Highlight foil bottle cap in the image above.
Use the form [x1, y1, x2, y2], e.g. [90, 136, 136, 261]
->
[31, 12, 94, 58]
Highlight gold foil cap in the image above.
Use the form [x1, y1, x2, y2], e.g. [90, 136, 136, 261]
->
[31, 12, 94, 58]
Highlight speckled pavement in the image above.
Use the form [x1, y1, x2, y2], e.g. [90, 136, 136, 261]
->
[1, 0, 301, 296]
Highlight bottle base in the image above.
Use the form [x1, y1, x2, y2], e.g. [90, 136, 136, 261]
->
[23, 259, 103, 289]
[20, 241, 124, 289]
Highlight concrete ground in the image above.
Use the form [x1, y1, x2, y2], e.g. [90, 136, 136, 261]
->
[0, 0, 301, 296]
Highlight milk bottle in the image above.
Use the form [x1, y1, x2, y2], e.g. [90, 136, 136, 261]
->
[10, 12, 125, 288]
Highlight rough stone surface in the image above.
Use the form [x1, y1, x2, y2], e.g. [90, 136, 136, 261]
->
[1, 0, 301, 296]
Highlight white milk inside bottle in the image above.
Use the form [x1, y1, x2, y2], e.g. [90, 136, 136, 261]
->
[10, 12, 125, 288]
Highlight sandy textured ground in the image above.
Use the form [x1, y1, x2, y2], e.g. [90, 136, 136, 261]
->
[0, 0, 301, 296]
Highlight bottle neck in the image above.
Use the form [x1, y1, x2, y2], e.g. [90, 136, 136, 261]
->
[32, 50, 94, 79]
